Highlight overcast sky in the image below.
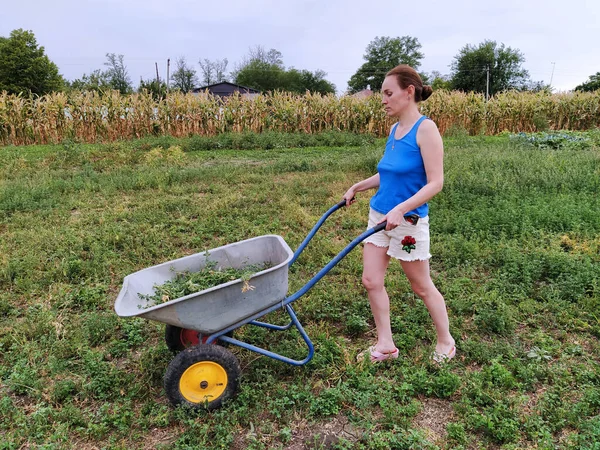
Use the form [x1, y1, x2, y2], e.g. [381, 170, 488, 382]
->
[2, 0, 599, 94]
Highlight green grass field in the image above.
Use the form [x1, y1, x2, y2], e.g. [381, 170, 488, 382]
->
[1, 132, 599, 449]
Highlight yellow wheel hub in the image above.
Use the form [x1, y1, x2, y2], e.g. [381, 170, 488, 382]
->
[179, 361, 228, 404]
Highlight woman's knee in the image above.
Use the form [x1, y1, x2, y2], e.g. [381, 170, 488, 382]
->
[410, 280, 433, 298]
[362, 272, 384, 291]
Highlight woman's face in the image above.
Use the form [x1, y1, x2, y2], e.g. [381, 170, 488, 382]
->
[381, 76, 411, 117]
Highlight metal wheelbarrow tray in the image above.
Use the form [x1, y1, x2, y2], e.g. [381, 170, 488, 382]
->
[114, 235, 294, 334]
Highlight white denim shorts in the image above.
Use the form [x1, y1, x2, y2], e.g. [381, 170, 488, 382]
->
[363, 208, 432, 261]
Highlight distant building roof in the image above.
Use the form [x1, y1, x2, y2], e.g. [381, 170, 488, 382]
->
[352, 89, 373, 99]
[191, 81, 261, 97]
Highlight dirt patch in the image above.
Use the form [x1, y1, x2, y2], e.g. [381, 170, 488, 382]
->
[563, 333, 599, 355]
[522, 386, 547, 415]
[331, 236, 346, 246]
[230, 415, 362, 450]
[412, 397, 455, 445]
[412, 399, 507, 450]
[67, 429, 178, 450]
[286, 415, 361, 449]
[64, 442, 103, 450]
[140, 428, 179, 449]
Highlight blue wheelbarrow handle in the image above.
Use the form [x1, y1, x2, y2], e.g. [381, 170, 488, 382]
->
[208, 202, 387, 366]
[283, 216, 387, 307]
[371, 221, 388, 233]
[339, 197, 389, 232]
[289, 198, 385, 266]
[335, 197, 353, 208]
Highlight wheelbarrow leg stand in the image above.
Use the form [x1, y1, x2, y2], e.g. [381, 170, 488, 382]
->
[216, 304, 315, 366]
[251, 310, 295, 331]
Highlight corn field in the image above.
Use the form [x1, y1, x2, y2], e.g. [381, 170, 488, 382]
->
[1, 90, 599, 146]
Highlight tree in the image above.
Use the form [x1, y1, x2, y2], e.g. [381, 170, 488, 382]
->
[138, 78, 167, 100]
[67, 69, 111, 93]
[68, 53, 132, 95]
[233, 46, 283, 74]
[284, 69, 336, 95]
[427, 71, 452, 91]
[170, 57, 198, 93]
[297, 69, 336, 95]
[104, 53, 133, 94]
[234, 46, 336, 94]
[347, 36, 424, 93]
[450, 40, 530, 96]
[520, 80, 552, 93]
[231, 46, 284, 91]
[198, 58, 229, 86]
[235, 58, 285, 92]
[0, 29, 64, 95]
[575, 72, 600, 92]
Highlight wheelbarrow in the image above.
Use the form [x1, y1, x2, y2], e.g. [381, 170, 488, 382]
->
[114, 200, 386, 410]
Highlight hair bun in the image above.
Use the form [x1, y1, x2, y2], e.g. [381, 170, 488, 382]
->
[421, 85, 433, 101]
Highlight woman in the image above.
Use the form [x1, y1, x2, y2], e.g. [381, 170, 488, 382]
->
[343, 65, 455, 363]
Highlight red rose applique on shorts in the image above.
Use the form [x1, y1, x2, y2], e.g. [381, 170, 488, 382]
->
[401, 236, 416, 253]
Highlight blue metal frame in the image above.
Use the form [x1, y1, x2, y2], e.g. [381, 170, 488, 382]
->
[205, 200, 386, 366]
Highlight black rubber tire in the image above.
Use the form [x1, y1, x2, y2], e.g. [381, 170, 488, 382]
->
[164, 325, 232, 353]
[164, 344, 241, 411]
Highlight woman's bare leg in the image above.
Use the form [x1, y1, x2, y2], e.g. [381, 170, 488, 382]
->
[362, 243, 396, 352]
[400, 259, 455, 355]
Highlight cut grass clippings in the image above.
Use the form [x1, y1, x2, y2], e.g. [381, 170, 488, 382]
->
[138, 261, 274, 308]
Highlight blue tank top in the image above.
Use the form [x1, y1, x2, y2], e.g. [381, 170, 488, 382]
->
[370, 116, 429, 217]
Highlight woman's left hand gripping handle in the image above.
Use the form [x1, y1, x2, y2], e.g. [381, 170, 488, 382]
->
[338, 196, 356, 208]
[341, 186, 357, 207]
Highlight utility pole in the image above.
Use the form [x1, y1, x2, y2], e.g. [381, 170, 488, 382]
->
[166, 58, 170, 94]
[486, 65, 490, 101]
[550, 62, 556, 87]
[155, 62, 160, 84]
